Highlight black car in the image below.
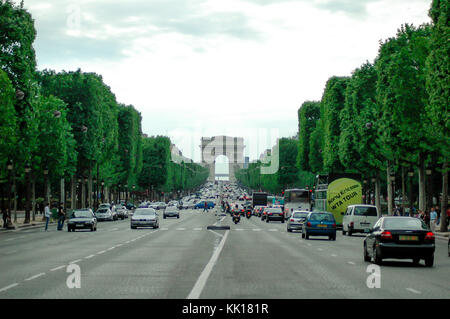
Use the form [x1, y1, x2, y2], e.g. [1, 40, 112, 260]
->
[265, 207, 284, 223]
[67, 209, 97, 232]
[364, 217, 435, 266]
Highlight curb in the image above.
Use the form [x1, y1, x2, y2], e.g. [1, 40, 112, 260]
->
[0, 222, 55, 234]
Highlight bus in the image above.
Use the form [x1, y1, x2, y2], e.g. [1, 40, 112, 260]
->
[283, 189, 312, 218]
[314, 174, 363, 228]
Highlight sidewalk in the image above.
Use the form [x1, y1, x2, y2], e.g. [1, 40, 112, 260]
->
[0, 214, 56, 233]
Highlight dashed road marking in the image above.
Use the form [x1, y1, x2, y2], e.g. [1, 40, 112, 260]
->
[25, 273, 45, 281]
[50, 265, 66, 272]
[406, 288, 421, 294]
[0, 283, 19, 293]
[69, 259, 82, 264]
[348, 261, 355, 265]
[85, 255, 95, 259]
[97, 250, 106, 255]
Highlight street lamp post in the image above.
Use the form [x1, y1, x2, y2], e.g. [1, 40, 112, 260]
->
[84, 176, 88, 208]
[101, 180, 105, 204]
[77, 177, 82, 209]
[125, 184, 128, 204]
[93, 178, 97, 209]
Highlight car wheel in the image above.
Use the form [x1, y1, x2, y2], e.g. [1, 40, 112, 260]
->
[424, 256, 434, 267]
[91, 225, 94, 232]
[364, 243, 371, 262]
[163, 216, 166, 219]
[412, 258, 420, 265]
[287, 228, 292, 232]
[131, 226, 136, 229]
[177, 215, 179, 219]
[281, 219, 284, 223]
[374, 245, 382, 265]
[301, 232, 305, 238]
[266, 219, 269, 223]
[305, 233, 309, 240]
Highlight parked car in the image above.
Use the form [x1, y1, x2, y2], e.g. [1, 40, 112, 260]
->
[67, 209, 97, 232]
[302, 211, 337, 240]
[130, 208, 160, 229]
[363, 217, 435, 266]
[265, 207, 284, 223]
[95, 208, 114, 221]
[287, 210, 309, 232]
[342, 205, 380, 236]
[164, 206, 180, 219]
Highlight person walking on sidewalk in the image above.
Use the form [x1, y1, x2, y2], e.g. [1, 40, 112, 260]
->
[203, 201, 208, 212]
[429, 207, 437, 232]
[44, 203, 51, 231]
[57, 203, 65, 231]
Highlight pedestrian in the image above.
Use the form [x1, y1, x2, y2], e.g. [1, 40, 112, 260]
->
[40, 201, 44, 215]
[44, 202, 51, 231]
[429, 207, 437, 232]
[446, 206, 450, 230]
[2, 207, 7, 228]
[435, 205, 440, 226]
[203, 201, 208, 212]
[57, 203, 65, 231]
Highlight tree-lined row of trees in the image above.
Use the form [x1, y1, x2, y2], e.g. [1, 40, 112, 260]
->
[0, 1, 208, 225]
[296, 1, 448, 230]
[235, 138, 315, 194]
[235, 0, 448, 231]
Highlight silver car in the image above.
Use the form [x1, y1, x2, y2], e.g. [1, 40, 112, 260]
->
[131, 208, 159, 229]
[287, 211, 309, 232]
[163, 206, 180, 219]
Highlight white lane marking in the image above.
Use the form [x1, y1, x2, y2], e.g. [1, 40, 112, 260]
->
[18, 236, 26, 239]
[4, 238, 14, 242]
[161, 228, 169, 231]
[116, 244, 123, 247]
[97, 250, 106, 255]
[125, 241, 131, 244]
[406, 288, 421, 295]
[268, 229, 278, 232]
[318, 248, 324, 251]
[0, 283, 19, 293]
[235, 228, 244, 231]
[307, 243, 312, 247]
[107, 247, 115, 251]
[331, 254, 337, 257]
[69, 259, 82, 264]
[187, 230, 230, 299]
[406, 288, 421, 294]
[208, 230, 224, 238]
[110, 228, 119, 231]
[50, 265, 66, 272]
[85, 255, 95, 259]
[252, 229, 261, 232]
[193, 228, 202, 231]
[348, 261, 355, 265]
[25, 273, 46, 281]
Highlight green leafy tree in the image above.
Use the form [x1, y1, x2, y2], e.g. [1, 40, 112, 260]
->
[0, 69, 17, 176]
[297, 101, 320, 172]
[426, 0, 449, 230]
[322, 76, 350, 173]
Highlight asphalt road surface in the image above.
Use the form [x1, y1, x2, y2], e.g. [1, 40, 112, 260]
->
[0, 206, 449, 299]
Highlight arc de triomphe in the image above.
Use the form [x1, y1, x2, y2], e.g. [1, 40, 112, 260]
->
[200, 136, 245, 182]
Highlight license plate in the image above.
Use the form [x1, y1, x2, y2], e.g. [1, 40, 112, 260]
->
[399, 235, 418, 241]
[318, 224, 327, 228]
[76, 224, 84, 227]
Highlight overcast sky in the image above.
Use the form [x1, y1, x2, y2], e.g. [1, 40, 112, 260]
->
[22, 0, 431, 168]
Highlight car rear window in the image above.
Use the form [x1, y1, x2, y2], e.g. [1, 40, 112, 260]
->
[383, 218, 427, 230]
[293, 213, 308, 218]
[354, 207, 378, 216]
[310, 213, 335, 222]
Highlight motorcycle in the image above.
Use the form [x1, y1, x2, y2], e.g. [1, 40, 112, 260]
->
[232, 214, 241, 224]
[246, 210, 251, 219]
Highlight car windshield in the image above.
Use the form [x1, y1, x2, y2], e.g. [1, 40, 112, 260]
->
[134, 209, 156, 216]
[383, 218, 427, 230]
[310, 213, 334, 222]
[293, 212, 308, 218]
[71, 211, 92, 218]
[354, 206, 378, 216]
[96, 209, 108, 214]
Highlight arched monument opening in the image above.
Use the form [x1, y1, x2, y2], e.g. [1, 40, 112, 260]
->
[215, 155, 230, 181]
[200, 136, 245, 182]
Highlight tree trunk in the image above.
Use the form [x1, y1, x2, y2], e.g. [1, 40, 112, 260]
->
[71, 176, 76, 209]
[387, 163, 393, 216]
[88, 170, 93, 209]
[32, 176, 36, 222]
[375, 171, 381, 215]
[60, 178, 65, 208]
[401, 166, 406, 215]
[418, 154, 426, 212]
[81, 181, 86, 209]
[24, 170, 31, 224]
[440, 161, 448, 232]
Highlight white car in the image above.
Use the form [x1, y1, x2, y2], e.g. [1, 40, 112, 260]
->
[131, 208, 159, 229]
[342, 204, 380, 236]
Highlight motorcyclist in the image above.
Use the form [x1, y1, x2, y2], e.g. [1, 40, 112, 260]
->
[232, 206, 241, 224]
